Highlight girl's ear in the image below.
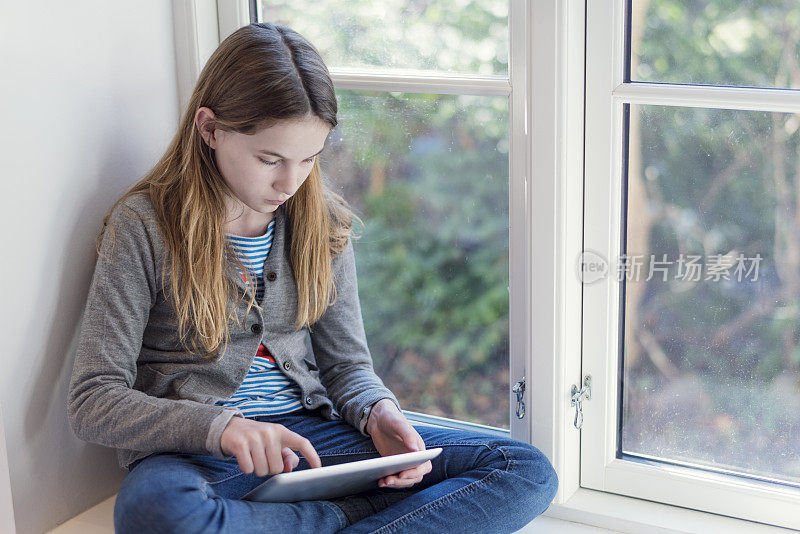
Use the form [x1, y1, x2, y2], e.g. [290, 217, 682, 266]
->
[195, 107, 218, 149]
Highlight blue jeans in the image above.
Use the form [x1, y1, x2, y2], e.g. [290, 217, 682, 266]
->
[114, 408, 558, 533]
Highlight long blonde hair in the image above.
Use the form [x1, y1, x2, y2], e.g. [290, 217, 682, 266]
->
[97, 22, 360, 360]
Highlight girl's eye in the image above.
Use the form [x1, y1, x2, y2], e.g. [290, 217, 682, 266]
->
[259, 157, 314, 166]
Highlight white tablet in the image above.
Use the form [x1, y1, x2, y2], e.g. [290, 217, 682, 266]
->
[242, 448, 443, 503]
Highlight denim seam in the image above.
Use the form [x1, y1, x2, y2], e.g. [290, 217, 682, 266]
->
[319, 449, 375, 456]
[319, 441, 500, 459]
[320, 499, 348, 529]
[369, 466, 504, 534]
[207, 469, 245, 485]
[249, 438, 503, 460]
[496, 445, 513, 472]
[200, 481, 211, 502]
[422, 441, 490, 447]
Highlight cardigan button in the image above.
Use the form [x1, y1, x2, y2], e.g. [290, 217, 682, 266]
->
[266, 272, 277, 282]
[250, 323, 262, 334]
[283, 361, 291, 370]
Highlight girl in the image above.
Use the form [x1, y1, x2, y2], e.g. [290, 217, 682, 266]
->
[67, 22, 558, 534]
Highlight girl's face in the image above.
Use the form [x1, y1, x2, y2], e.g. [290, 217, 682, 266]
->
[195, 108, 331, 234]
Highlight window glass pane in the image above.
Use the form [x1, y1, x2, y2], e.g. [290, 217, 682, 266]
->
[621, 104, 800, 486]
[320, 90, 510, 428]
[630, 0, 800, 90]
[259, 0, 508, 76]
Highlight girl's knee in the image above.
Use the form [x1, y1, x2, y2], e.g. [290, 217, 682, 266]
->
[493, 439, 559, 496]
[114, 466, 211, 533]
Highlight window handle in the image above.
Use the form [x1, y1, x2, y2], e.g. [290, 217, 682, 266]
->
[512, 377, 526, 419]
[570, 375, 592, 429]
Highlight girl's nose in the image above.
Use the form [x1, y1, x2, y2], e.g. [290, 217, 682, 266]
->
[274, 166, 303, 195]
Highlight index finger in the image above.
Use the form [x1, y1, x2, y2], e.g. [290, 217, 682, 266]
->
[282, 429, 322, 469]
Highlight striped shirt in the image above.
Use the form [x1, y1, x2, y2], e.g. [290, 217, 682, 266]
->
[225, 219, 276, 303]
[216, 218, 305, 417]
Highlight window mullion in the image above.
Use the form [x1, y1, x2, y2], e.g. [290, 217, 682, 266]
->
[329, 70, 511, 97]
[508, 0, 531, 449]
[614, 82, 800, 114]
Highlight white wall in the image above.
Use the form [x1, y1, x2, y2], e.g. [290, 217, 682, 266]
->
[0, 2, 180, 532]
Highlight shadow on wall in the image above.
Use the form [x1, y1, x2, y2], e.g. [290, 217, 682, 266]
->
[15, 109, 163, 531]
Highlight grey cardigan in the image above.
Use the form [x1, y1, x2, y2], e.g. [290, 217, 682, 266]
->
[67, 192, 400, 471]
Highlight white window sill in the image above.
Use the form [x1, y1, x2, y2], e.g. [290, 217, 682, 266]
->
[546, 487, 794, 534]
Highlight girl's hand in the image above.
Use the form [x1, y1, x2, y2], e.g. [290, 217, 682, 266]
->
[220, 417, 322, 476]
[366, 400, 433, 489]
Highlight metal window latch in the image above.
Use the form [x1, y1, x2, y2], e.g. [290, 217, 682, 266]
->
[512, 377, 526, 419]
[570, 375, 592, 429]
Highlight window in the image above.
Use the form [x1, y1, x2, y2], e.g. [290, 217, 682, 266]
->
[252, 1, 513, 434]
[180, 0, 800, 529]
[241, 0, 527, 439]
[583, 0, 800, 528]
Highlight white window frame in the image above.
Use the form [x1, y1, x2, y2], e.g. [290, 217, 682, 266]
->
[578, 0, 800, 531]
[174, 1, 796, 532]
